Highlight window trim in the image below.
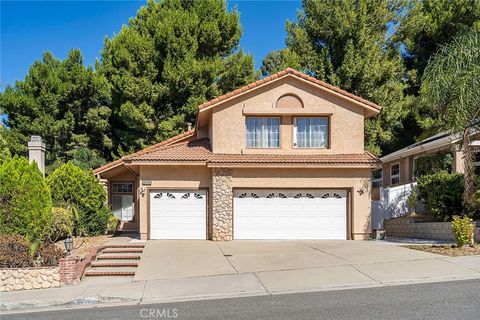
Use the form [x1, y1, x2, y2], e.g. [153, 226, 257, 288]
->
[245, 116, 281, 149]
[390, 162, 401, 185]
[111, 182, 134, 195]
[372, 168, 383, 188]
[292, 116, 330, 149]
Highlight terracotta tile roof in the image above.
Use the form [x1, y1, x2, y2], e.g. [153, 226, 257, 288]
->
[209, 152, 380, 166]
[93, 129, 196, 174]
[125, 138, 211, 162]
[198, 68, 381, 112]
[124, 137, 380, 167]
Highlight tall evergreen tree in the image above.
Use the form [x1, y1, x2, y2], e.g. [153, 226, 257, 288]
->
[100, 0, 256, 156]
[0, 50, 112, 167]
[284, 0, 408, 155]
[397, 0, 480, 92]
[261, 48, 300, 76]
[395, 0, 480, 141]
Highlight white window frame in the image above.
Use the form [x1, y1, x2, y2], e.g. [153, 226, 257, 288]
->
[111, 182, 134, 221]
[293, 117, 329, 148]
[245, 117, 280, 148]
[412, 156, 419, 180]
[372, 169, 383, 188]
[390, 162, 400, 185]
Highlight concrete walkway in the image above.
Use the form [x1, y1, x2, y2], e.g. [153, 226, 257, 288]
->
[2, 240, 480, 314]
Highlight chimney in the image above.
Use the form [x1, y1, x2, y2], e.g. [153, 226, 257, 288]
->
[28, 136, 46, 178]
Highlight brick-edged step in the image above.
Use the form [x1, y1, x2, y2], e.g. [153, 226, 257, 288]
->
[96, 255, 141, 260]
[85, 270, 136, 277]
[91, 261, 139, 268]
[102, 248, 143, 254]
[104, 243, 145, 248]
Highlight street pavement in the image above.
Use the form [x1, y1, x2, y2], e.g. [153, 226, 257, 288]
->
[3, 279, 480, 320]
[1, 240, 480, 313]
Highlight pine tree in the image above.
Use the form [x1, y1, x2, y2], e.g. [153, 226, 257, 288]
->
[284, 0, 409, 155]
[100, 0, 256, 156]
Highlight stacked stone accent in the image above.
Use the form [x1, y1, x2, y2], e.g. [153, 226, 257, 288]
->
[385, 217, 480, 242]
[0, 267, 60, 292]
[59, 257, 79, 285]
[212, 168, 233, 241]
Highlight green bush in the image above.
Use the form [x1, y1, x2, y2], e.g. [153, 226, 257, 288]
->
[46, 162, 111, 236]
[451, 215, 474, 247]
[107, 214, 120, 234]
[48, 207, 74, 242]
[0, 156, 52, 240]
[416, 171, 464, 221]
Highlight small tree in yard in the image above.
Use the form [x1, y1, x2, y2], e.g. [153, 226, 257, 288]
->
[420, 29, 480, 209]
[46, 162, 110, 236]
[451, 215, 475, 247]
[0, 156, 52, 244]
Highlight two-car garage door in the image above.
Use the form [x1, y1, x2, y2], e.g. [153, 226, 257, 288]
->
[233, 190, 347, 240]
[149, 189, 347, 240]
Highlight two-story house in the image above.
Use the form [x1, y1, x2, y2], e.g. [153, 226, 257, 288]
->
[94, 68, 381, 241]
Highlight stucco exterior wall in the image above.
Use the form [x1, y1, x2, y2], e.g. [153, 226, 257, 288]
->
[138, 166, 212, 240]
[232, 168, 372, 239]
[211, 77, 365, 154]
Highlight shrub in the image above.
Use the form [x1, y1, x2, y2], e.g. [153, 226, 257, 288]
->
[451, 215, 474, 247]
[0, 235, 32, 268]
[37, 243, 65, 266]
[48, 207, 74, 242]
[0, 235, 65, 268]
[0, 156, 52, 240]
[47, 162, 111, 236]
[416, 171, 464, 221]
[107, 214, 119, 234]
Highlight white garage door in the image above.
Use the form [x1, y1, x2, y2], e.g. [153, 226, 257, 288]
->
[150, 190, 207, 239]
[234, 189, 347, 240]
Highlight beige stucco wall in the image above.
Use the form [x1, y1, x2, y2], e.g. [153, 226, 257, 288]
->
[138, 165, 212, 239]
[232, 168, 372, 239]
[210, 77, 365, 154]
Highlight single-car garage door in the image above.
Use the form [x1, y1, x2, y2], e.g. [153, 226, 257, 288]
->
[150, 190, 207, 239]
[234, 189, 347, 240]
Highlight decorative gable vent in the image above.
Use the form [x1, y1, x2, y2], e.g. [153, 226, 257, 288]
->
[275, 93, 303, 109]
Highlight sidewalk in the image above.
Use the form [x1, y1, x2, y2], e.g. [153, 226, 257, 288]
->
[2, 254, 479, 314]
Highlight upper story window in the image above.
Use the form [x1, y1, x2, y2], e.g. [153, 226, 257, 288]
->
[246, 117, 280, 148]
[372, 169, 382, 188]
[390, 163, 400, 185]
[293, 117, 328, 148]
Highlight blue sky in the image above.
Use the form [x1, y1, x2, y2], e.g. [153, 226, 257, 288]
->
[1, 0, 301, 90]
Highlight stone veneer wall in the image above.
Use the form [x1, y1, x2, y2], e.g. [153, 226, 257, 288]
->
[212, 168, 233, 241]
[385, 217, 480, 242]
[0, 267, 60, 292]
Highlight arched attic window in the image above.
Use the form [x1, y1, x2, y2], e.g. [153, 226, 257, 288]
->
[275, 94, 304, 109]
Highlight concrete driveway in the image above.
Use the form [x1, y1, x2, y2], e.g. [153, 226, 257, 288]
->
[132, 240, 480, 301]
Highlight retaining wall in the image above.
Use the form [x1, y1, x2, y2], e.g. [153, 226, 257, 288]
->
[384, 217, 480, 242]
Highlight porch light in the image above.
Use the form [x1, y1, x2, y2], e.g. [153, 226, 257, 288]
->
[64, 237, 73, 256]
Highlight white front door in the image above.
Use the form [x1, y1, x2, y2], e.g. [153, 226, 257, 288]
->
[234, 189, 347, 240]
[150, 190, 207, 239]
[112, 195, 134, 221]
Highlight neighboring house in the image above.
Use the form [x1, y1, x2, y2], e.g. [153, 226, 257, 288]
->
[94, 68, 381, 241]
[375, 131, 480, 190]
